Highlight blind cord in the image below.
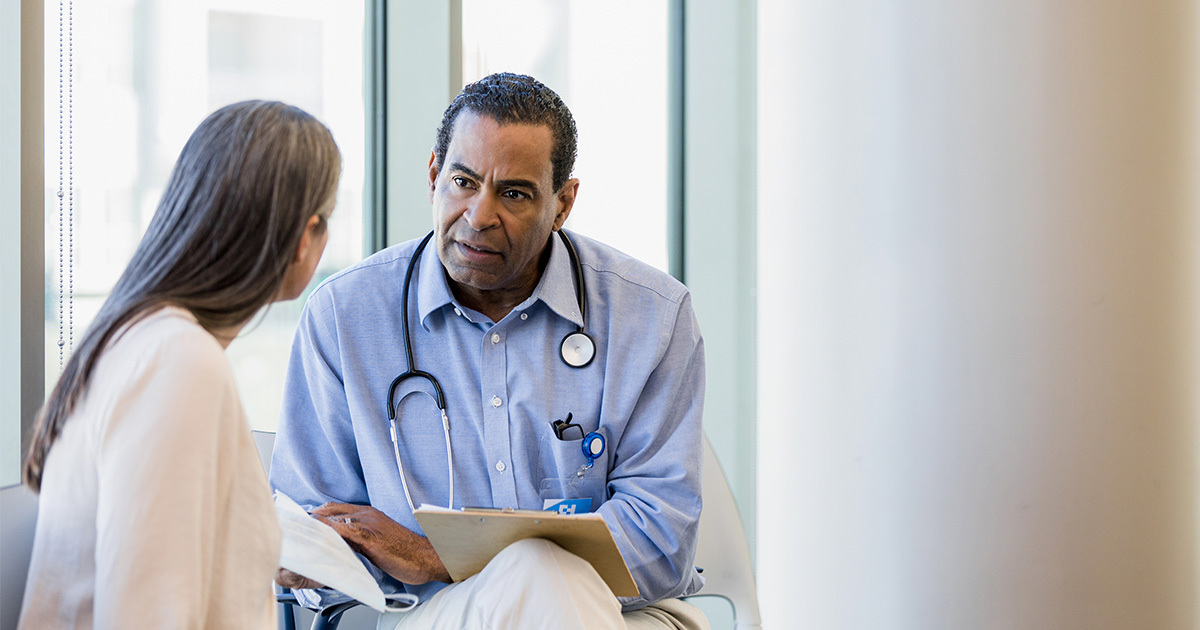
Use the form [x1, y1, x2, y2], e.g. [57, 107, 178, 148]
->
[56, 0, 74, 371]
[68, 0, 74, 357]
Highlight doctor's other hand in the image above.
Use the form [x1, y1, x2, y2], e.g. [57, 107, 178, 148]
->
[275, 568, 325, 591]
[311, 502, 452, 586]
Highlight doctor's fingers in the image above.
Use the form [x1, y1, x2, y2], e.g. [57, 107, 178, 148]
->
[275, 567, 325, 591]
[310, 501, 361, 516]
[313, 502, 392, 526]
[325, 510, 416, 551]
[323, 516, 392, 559]
[311, 503, 370, 527]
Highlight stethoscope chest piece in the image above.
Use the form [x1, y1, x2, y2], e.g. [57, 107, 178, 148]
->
[561, 331, 596, 368]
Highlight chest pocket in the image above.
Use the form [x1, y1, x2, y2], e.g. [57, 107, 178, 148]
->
[535, 428, 609, 512]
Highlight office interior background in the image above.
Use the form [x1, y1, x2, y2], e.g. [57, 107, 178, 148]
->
[3, 0, 1199, 628]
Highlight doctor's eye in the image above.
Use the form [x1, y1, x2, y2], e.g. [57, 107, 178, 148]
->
[502, 189, 530, 201]
[452, 176, 475, 189]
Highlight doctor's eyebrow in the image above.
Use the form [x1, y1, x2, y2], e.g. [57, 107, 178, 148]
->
[448, 162, 541, 196]
[448, 162, 483, 181]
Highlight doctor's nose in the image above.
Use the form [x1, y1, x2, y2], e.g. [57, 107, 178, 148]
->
[463, 196, 502, 231]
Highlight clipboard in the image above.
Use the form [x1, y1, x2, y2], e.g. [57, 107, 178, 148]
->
[413, 506, 639, 597]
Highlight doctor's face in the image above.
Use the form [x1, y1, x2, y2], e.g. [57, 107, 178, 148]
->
[429, 111, 577, 301]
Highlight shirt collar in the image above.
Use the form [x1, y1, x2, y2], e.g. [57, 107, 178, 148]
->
[415, 236, 455, 329]
[534, 232, 585, 328]
[415, 231, 584, 329]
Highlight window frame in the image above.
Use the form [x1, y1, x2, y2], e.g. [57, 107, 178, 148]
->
[1, 0, 44, 488]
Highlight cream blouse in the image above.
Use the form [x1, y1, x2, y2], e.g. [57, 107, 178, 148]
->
[19, 307, 280, 629]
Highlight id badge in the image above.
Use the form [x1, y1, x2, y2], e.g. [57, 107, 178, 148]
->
[539, 477, 593, 514]
[543, 497, 592, 514]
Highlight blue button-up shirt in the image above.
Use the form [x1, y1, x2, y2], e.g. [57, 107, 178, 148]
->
[270, 229, 706, 611]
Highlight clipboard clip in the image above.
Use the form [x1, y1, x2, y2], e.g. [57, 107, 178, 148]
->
[463, 506, 549, 516]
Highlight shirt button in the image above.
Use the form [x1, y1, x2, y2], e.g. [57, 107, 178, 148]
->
[520, 313, 528, 321]
[492, 396, 502, 407]
[454, 307, 463, 317]
[495, 461, 506, 472]
[491, 333, 500, 344]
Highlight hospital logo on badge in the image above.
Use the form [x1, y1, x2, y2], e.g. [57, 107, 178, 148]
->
[542, 498, 592, 514]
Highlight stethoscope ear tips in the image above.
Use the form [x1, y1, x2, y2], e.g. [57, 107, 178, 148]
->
[560, 331, 596, 368]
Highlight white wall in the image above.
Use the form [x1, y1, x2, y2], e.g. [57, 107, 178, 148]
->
[758, 0, 1198, 628]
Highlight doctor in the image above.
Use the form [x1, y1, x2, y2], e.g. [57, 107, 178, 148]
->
[271, 72, 709, 629]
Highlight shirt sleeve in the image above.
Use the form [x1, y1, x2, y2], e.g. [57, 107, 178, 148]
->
[270, 291, 392, 609]
[597, 291, 707, 610]
[269, 292, 371, 509]
[91, 328, 241, 628]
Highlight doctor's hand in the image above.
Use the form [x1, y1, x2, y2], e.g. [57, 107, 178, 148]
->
[311, 502, 452, 586]
[275, 568, 325, 591]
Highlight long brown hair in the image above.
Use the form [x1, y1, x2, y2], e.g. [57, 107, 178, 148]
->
[23, 100, 341, 490]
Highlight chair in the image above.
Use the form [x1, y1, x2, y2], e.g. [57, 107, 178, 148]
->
[255, 430, 762, 630]
[682, 436, 763, 629]
[251, 429, 279, 482]
[1, 482, 39, 630]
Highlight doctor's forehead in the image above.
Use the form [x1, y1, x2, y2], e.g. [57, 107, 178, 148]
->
[444, 114, 555, 179]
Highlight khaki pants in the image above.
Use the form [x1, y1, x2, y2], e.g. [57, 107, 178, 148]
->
[378, 539, 710, 630]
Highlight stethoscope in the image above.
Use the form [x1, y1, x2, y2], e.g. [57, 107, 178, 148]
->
[386, 230, 602, 511]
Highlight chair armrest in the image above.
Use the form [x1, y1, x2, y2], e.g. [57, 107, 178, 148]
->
[276, 589, 364, 630]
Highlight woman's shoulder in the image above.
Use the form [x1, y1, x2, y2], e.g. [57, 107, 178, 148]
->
[119, 306, 221, 352]
[103, 306, 230, 385]
[72, 307, 241, 459]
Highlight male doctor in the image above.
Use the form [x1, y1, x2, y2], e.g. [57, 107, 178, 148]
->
[271, 72, 709, 629]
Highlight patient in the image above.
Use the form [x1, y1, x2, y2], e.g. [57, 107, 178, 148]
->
[18, 100, 340, 629]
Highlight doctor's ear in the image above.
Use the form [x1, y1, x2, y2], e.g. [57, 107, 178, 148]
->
[552, 179, 580, 231]
[427, 151, 440, 202]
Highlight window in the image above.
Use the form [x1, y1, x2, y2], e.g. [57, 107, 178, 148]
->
[43, 0, 367, 432]
[460, 0, 671, 271]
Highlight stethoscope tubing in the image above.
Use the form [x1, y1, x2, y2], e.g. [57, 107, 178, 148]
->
[388, 230, 593, 511]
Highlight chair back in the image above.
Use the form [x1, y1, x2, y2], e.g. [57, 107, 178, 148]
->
[252, 429, 276, 476]
[1, 483, 38, 630]
[687, 435, 762, 629]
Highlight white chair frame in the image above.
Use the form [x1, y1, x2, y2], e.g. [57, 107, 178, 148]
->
[1, 482, 39, 630]
[683, 435, 763, 629]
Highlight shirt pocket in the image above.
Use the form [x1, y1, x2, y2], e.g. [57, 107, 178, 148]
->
[535, 428, 609, 512]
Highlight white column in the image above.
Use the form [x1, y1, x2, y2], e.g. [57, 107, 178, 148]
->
[757, 1, 1198, 628]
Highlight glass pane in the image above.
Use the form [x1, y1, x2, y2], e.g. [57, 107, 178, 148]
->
[44, 0, 366, 432]
[460, 0, 670, 272]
